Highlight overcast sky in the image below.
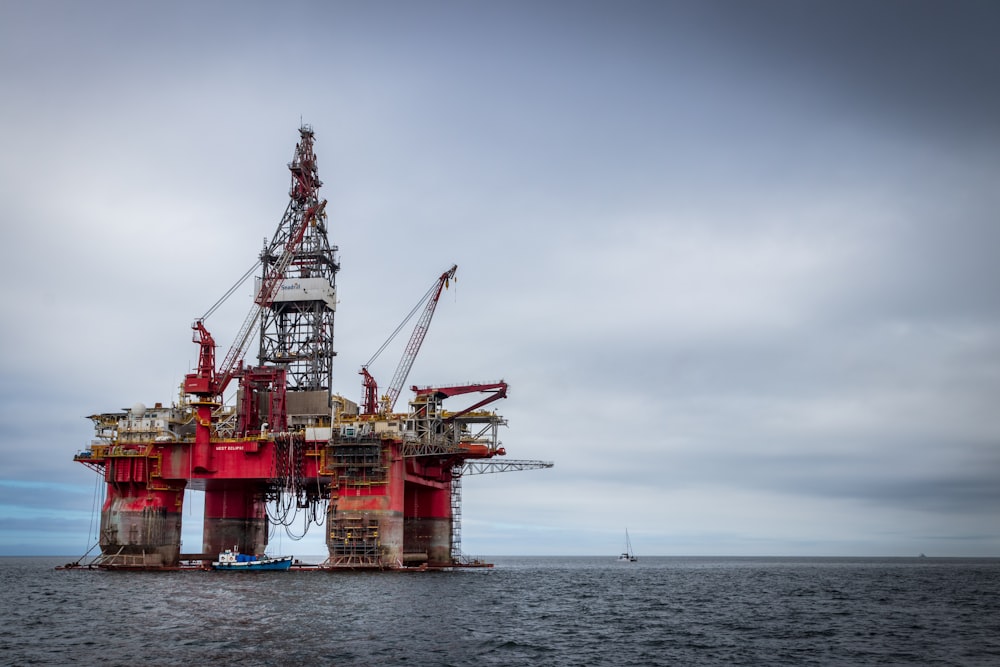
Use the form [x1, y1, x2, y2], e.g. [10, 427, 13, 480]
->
[1, 0, 998, 558]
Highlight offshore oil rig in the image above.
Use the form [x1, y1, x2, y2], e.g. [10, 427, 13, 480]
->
[73, 126, 551, 570]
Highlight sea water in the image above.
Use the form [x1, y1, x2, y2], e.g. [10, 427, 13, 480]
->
[2, 556, 997, 665]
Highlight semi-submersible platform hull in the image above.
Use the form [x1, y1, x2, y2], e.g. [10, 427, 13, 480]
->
[73, 126, 548, 570]
[77, 391, 508, 570]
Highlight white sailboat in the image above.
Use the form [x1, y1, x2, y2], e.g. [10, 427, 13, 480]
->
[618, 529, 638, 562]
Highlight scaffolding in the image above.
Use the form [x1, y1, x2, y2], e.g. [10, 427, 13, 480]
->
[325, 435, 387, 486]
[450, 466, 463, 563]
[325, 515, 382, 568]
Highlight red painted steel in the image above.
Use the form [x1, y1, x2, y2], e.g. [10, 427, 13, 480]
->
[73, 127, 522, 571]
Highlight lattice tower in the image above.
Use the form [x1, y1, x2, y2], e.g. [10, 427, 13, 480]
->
[257, 125, 339, 395]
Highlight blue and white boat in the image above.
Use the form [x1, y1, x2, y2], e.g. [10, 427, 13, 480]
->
[212, 548, 293, 571]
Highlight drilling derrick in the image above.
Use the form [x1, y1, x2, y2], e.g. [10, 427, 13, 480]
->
[258, 126, 339, 415]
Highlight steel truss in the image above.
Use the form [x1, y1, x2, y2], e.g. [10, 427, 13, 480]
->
[258, 125, 339, 395]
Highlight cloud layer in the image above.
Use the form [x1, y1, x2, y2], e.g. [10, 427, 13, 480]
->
[1, 1, 998, 556]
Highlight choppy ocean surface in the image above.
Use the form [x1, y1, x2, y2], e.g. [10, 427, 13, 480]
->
[2, 555, 998, 666]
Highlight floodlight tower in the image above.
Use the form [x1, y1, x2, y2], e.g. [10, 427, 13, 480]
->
[257, 125, 339, 423]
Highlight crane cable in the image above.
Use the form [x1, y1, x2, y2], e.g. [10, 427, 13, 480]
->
[363, 279, 439, 368]
[200, 259, 262, 321]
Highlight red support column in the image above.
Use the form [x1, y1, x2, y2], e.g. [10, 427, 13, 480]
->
[100, 458, 185, 568]
[326, 441, 405, 568]
[403, 467, 453, 566]
[191, 402, 215, 472]
[202, 481, 268, 557]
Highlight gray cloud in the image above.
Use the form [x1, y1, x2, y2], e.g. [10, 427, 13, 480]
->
[1, 0, 998, 557]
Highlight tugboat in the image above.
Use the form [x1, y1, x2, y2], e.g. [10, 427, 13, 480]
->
[212, 547, 293, 571]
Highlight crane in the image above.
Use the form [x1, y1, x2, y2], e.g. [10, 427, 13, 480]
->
[411, 381, 508, 422]
[184, 126, 326, 402]
[361, 264, 457, 415]
[184, 200, 324, 401]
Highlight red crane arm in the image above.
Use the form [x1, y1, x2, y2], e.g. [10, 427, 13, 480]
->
[383, 264, 457, 412]
[186, 200, 325, 399]
[213, 200, 325, 395]
[411, 381, 508, 421]
[182, 320, 217, 395]
[360, 367, 379, 415]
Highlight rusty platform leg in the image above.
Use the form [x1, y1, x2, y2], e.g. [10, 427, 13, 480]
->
[404, 478, 453, 566]
[202, 481, 268, 556]
[100, 474, 185, 569]
[325, 442, 405, 568]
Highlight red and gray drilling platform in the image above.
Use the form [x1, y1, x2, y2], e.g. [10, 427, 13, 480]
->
[73, 126, 551, 570]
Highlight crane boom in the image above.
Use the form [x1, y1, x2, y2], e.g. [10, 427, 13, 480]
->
[376, 264, 457, 413]
[213, 200, 325, 395]
[411, 381, 508, 421]
[186, 126, 327, 400]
